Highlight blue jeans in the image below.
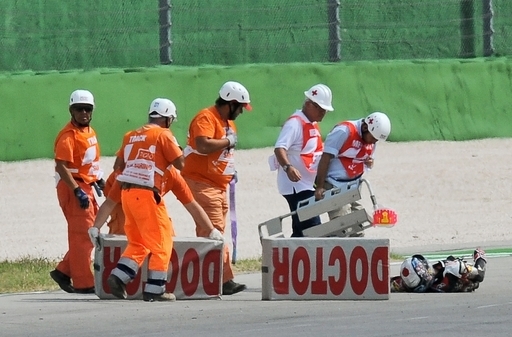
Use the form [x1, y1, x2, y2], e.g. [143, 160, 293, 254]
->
[283, 189, 321, 237]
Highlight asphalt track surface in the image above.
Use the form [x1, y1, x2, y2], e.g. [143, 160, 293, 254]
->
[1, 255, 511, 337]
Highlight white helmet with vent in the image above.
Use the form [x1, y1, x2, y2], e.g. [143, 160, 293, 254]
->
[219, 81, 252, 110]
[69, 89, 95, 107]
[148, 98, 177, 120]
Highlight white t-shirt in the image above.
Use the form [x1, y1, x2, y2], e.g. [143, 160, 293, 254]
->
[274, 110, 319, 195]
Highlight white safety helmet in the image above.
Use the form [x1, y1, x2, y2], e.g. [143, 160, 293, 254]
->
[365, 112, 391, 141]
[400, 254, 434, 292]
[219, 81, 252, 110]
[69, 89, 95, 107]
[148, 98, 177, 120]
[304, 84, 334, 111]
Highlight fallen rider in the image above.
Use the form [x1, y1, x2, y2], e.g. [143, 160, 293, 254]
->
[390, 248, 487, 293]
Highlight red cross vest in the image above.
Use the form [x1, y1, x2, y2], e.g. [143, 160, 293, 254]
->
[337, 121, 374, 178]
[288, 115, 323, 172]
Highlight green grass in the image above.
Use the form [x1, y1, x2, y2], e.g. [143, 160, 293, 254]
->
[390, 252, 403, 261]
[232, 257, 262, 273]
[0, 254, 402, 294]
[0, 257, 60, 293]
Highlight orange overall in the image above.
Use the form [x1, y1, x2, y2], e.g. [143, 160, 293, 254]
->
[182, 106, 236, 283]
[54, 122, 101, 289]
[103, 167, 193, 236]
[110, 124, 182, 295]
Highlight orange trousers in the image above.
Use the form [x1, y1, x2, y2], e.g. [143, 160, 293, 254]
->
[121, 189, 173, 272]
[184, 178, 234, 283]
[56, 180, 98, 289]
[106, 202, 176, 237]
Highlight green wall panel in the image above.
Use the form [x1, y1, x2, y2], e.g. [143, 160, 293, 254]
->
[1, 58, 511, 161]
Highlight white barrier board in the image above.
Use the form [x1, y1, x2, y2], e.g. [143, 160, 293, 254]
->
[261, 238, 389, 300]
[94, 235, 223, 300]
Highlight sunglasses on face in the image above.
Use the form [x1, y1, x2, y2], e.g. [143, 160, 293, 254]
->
[72, 105, 93, 112]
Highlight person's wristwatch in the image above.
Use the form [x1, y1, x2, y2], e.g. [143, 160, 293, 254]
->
[282, 164, 292, 172]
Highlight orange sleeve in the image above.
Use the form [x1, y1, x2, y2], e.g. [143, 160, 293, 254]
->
[54, 131, 75, 162]
[163, 168, 194, 204]
[190, 112, 217, 139]
[159, 130, 183, 164]
[181, 108, 235, 189]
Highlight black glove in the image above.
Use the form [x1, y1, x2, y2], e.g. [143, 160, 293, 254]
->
[92, 182, 103, 197]
[74, 187, 90, 209]
[96, 178, 106, 190]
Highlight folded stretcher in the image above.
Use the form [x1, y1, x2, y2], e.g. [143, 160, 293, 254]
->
[258, 179, 377, 240]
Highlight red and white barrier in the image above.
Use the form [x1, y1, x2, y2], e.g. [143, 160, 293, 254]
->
[261, 238, 389, 300]
[94, 235, 224, 300]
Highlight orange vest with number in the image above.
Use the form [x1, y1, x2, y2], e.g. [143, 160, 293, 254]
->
[54, 122, 101, 184]
[116, 124, 182, 191]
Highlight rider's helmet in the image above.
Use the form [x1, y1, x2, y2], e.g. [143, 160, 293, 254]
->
[400, 254, 434, 292]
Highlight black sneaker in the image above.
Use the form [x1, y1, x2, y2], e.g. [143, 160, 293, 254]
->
[74, 287, 95, 294]
[142, 292, 176, 302]
[50, 269, 75, 293]
[107, 275, 127, 299]
[222, 280, 246, 295]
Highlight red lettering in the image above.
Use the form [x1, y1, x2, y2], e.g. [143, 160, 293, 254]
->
[271, 244, 389, 298]
[272, 247, 289, 294]
[291, 247, 310, 295]
[102, 246, 120, 293]
[328, 246, 347, 295]
[181, 249, 200, 296]
[132, 163, 152, 170]
[165, 248, 222, 296]
[371, 246, 389, 294]
[311, 247, 327, 294]
[349, 246, 369, 295]
[202, 250, 222, 295]
[166, 248, 180, 292]
[100, 244, 223, 298]
[139, 152, 154, 160]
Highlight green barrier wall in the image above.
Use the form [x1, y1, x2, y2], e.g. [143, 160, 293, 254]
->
[1, 58, 512, 161]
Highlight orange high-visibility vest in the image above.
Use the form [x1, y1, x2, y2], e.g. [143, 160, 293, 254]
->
[287, 115, 323, 172]
[336, 121, 374, 178]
